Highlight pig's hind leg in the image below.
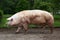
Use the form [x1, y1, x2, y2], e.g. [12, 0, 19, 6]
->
[23, 23, 28, 33]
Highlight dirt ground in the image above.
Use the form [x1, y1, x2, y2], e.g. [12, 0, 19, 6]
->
[0, 28, 60, 40]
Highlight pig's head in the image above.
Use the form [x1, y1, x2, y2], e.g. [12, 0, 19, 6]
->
[6, 17, 21, 27]
[6, 18, 16, 26]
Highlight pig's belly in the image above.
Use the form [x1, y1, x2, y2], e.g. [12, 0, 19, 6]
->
[31, 17, 46, 24]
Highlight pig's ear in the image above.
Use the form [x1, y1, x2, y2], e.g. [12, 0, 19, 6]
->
[7, 18, 10, 20]
[11, 18, 13, 21]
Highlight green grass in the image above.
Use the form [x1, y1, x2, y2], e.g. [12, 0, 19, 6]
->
[0, 17, 8, 28]
[54, 15, 60, 20]
[53, 15, 60, 27]
[54, 21, 60, 27]
[0, 14, 12, 28]
[0, 14, 60, 28]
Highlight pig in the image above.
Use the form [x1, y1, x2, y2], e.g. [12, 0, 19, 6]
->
[7, 10, 54, 33]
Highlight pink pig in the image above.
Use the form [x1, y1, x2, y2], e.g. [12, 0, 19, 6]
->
[7, 10, 54, 33]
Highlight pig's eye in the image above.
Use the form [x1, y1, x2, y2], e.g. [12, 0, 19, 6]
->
[10, 18, 13, 21]
[7, 18, 13, 22]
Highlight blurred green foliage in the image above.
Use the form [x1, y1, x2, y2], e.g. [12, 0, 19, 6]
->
[0, 0, 60, 14]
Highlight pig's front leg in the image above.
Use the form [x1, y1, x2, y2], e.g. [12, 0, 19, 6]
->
[23, 23, 28, 33]
[15, 27, 21, 34]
